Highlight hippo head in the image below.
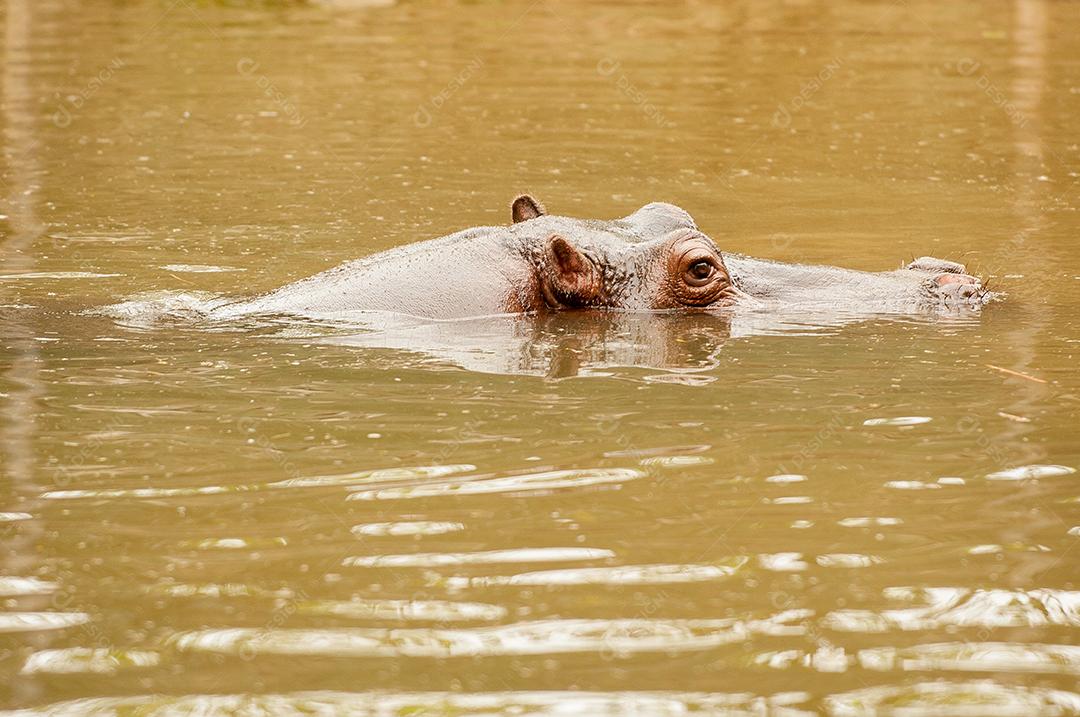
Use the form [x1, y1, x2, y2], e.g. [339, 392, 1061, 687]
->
[906, 256, 991, 308]
[509, 195, 740, 313]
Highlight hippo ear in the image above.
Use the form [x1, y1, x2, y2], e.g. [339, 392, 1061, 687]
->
[544, 235, 601, 305]
[512, 194, 546, 223]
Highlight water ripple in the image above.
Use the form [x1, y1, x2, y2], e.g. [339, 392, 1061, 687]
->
[822, 587, 1080, 632]
[0, 690, 815, 716]
[0, 577, 58, 597]
[269, 464, 476, 489]
[859, 642, 1080, 675]
[0, 612, 91, 634]
[639, 455, 715, 467]
[177, 537, 288, 551]
[296, 598, 507, 622]
[757, 645, 851, 673]
[351, 521, 465, 536]
[159, 264, 244, 273]
[816, 554, 885, 569]
[758, 553, 810, 572]
[884, 480, 941, 491]
[343, 547, 613, 568]
[986, 464, 1076, 481]
[40, 464, 477, 500]
[826, 680, 1080, 716]
[20, 648, 160, 675]
[837, 517, 903, 527]
[168, 618, 751, 658]
[444, 559, 748, 587]
[41, 465, 646, 502]
[147, 583, 295, 600]
[863, 416, 932, 426]
[0, 271, 122, 280]
[0, 512, 33, 522]
[345, 468, 645, 500]
[758, 642, 1080, 678]
[766, 474, 807, 483]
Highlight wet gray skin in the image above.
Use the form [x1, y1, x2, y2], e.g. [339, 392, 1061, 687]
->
[216, 196, 992, 321]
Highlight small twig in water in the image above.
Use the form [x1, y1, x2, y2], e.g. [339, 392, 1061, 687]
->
[986, 364, 1047, 384]
[167, 272, 197, 287]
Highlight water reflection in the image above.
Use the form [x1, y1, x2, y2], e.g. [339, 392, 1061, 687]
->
[985, 464, 1076, 480]
[39, 465, 644, 502]
[758, 642, 1080, 677]
[0, 577, 57, 596]
[859, 642, 1080, 675]
[444, 558, 749, 588]
[295, 598, 507, 623]
[20, 649, 159, 676]
[345, 467, 645, 500]
[100, 296, 988, 377]
[324, 310, 736, 377]
[168, 618, 757, 658]
[342, 547, 613, 568]
[147, 583, 295, 600]
[826, 680, 1080, 717]
[815, 553, 884, 569]
[0, 691, 816, 716]
[351, 520, 465, 536]
[0, 613, 90, 634]
[823, 587, 1080, 632]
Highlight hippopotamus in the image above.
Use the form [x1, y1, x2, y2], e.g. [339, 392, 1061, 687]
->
[214, 195, 991, 321]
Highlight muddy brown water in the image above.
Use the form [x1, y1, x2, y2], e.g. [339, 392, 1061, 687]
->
[2, 0, 1080, 714]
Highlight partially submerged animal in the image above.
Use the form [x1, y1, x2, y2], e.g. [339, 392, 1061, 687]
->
[216, 195, 991, 321]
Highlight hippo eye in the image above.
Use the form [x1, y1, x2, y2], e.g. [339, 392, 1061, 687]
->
[689, 261, 713, 280]
[684, 259, 716, 286]
[663, 231, 732, 309]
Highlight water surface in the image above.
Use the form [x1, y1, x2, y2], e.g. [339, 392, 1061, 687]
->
[2, 0, 1079, 714]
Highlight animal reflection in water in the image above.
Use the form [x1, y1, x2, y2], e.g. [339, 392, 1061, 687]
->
[322, 310, 738, 378]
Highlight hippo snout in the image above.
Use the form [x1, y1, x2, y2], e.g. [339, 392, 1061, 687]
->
[904, 257, 992, 307]
[929, 272, 987, 305]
